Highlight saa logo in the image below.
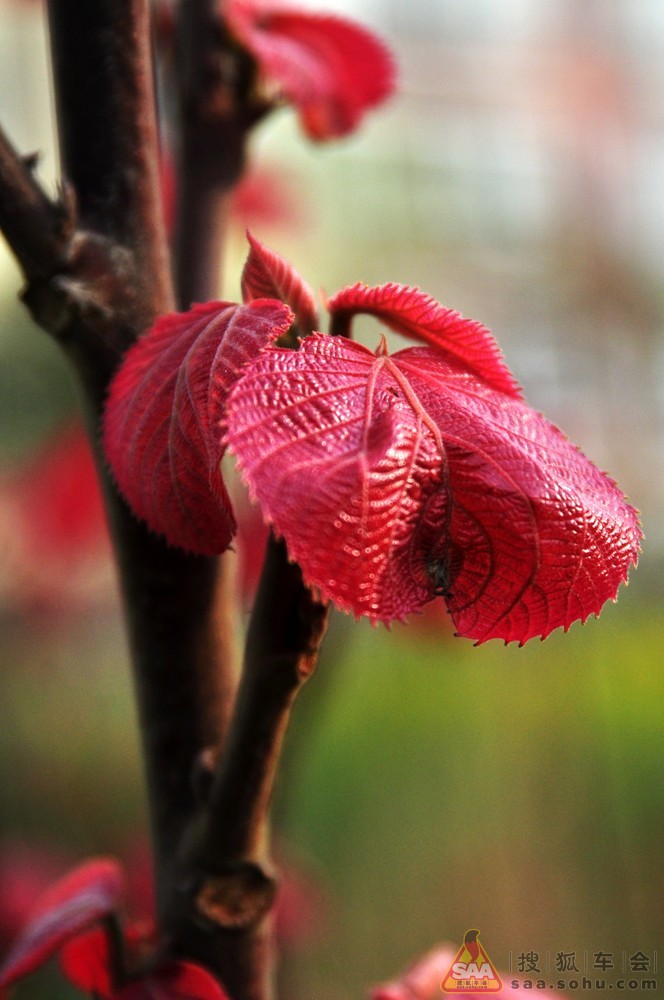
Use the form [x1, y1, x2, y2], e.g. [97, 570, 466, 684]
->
[441, 929, 503, 994]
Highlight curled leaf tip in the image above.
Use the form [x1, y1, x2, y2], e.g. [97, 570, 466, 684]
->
[226, 1, 396, 140]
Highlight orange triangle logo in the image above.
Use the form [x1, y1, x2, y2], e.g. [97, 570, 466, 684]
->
[440, 929, 503, 994]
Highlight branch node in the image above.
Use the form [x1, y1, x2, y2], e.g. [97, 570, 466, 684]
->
[192, 862, 277, 931]
[65, 230, 134, 318]
[19, 230, 135, 341]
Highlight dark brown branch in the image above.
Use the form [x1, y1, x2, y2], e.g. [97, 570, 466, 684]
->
[47, 0, 172, 335]
[172, 0, 253, 306]
[0, 124, 73, 283]
[170, 537, 329, 1000]
[2, 6, 330, 1000]
[41, 0, 235, 928]
[202, 537, 328, 863]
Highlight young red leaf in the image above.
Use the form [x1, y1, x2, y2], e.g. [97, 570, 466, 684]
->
[371, 944, 572, 1000]
[60, 926, 114, 998]
[0, 858, 124, 990]
[103, 299, 293, 554]
[328, 282, 521, 398]
[370, 946, 459, 1000]
[226, 334, 641, 643]
[13, 424, 108, 560]
[114, 961, 229, 1000]
[226, 1, 395, 140]
[232, 167, 304, 230]
[242, 230, 319, 335]
[0, 424, 113, 612]
[61, 930, 228, 1000]
[162, 157, 304, 235]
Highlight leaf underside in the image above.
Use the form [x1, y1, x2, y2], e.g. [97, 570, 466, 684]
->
[61, 927, 228, 1000]
[227, 2, 395, 139]
[114, 961, 229, 1000]
[103, 300, 292, 555]
[0, 858, 125, 989]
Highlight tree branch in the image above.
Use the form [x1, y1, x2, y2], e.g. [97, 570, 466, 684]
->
[171, 537, 329, 1000]
[0, 124, 72, 284]
[40, 0, 237, 932]
[47, 0, 172, 332]
[1, 7, 331, 1000]
[201, 538, 328, 864]
[172, 0, 254, 306]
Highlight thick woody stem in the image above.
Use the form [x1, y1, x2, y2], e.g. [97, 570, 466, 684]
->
[1, 6, 329, 999]
[202, 538, 328, 863]
[171, 537, 329, 1000]
[172, 0, 252, 306]
[43, 0, 233, 925]
[0, 124, 72, 284]
[47, 0, 171, 318]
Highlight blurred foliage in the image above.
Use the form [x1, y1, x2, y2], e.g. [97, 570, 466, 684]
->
[277, 594, 663, 996]
[0, 589, 660, 999]
[0, 293, 79, 463]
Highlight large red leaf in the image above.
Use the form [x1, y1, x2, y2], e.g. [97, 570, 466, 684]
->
[0, 858, 124, 989]
[114, 961, 229, 1000]
[226, 334, 641, 643]
[61, 928, 228, 1000]
[60, 926, 114, 997]
[242, 231, 319, 335]
[103, 299, 292, 555]
[328, 282, 521, 398]
[226, 1, 395, 139]
[371, 944, 572, 1000]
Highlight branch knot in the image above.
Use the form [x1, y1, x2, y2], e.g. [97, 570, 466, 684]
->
[191, 861, 277, 932]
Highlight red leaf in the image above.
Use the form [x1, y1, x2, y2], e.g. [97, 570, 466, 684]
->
[0, 425, 113, 612]
[0, 858, 125, 989]
[60, 926, 114, 998]
[13, 424, 108, 561]
[114, 962, 229, 1000]
[273, 855, 327, 948]
[370, 946, 458, 1000]
[328, 282, 521, 398]
[60, 922, 158, 999]
[227, 334, 641, 643]
[371, 944, 572, 1000]
[242, 231, 319, 335]
[231, 168, 304, 231]
[103, 299, 292, 555]
[62, 931, 228, 1000]
[235, 495, 270, 608]
[162, 158, 303, 236]
[226, 1, 395, 139]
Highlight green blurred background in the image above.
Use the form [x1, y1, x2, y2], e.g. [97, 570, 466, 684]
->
[0, 1, 662, 998]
